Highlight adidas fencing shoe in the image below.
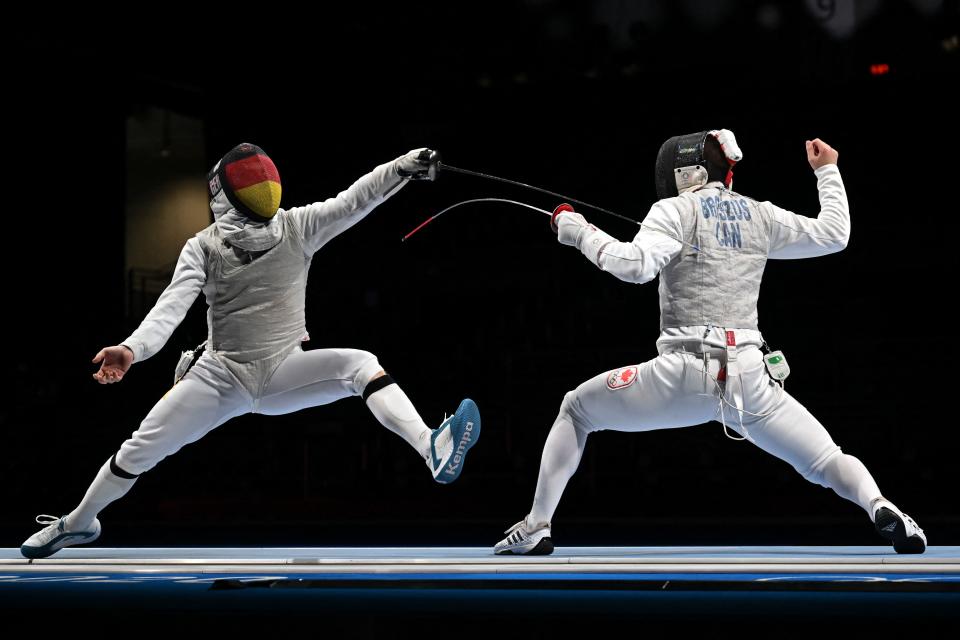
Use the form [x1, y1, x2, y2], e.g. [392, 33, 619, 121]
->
[494, 519, 554, 555]
[429, 398, 481, 484]
[873, 500, 926, 554]
[21, 515, 101, 559]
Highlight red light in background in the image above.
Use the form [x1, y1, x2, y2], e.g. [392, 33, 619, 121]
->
[870, 63, 890, 76]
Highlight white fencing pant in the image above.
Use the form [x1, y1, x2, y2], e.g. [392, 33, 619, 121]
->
[527, 346, 883, 527]
[67, 346, 433, 530]
[115, 347, 384, 475]
[65, 347, 391, 531]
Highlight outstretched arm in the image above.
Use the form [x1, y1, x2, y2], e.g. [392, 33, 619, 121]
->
[767, 138, 850, 259]
[287, 149, 435, 256]
[553, 202, 683, 284]
[101, 237, 206, 380]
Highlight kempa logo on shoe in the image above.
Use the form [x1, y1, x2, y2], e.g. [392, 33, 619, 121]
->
[882, 522, 897, 532]
[444, 422, 475, 476]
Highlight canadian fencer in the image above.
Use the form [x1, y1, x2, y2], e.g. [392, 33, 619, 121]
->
[22, 144, 481, 559]
[495, 131, 925, 555]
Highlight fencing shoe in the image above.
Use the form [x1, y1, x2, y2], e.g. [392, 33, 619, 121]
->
[429, 398, 481, 484]
[21, 514, 101, 559]
[494, 518, 554, 555]
[873, 499, 926, 554]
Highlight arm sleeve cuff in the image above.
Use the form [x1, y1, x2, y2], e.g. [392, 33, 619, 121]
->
[579, 227, 617, 267]
[120, 340, 144, 364]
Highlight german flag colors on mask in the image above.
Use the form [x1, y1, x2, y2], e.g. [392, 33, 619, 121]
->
[215, 143, 281, 222]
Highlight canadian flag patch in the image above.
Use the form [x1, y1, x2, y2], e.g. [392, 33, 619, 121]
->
[606, 366, 638, 390]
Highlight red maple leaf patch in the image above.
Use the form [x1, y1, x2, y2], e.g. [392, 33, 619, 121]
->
[607, 366, 638, 391]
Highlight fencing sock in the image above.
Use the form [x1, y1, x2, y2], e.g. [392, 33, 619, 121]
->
[66, 457, 138, 531]
[362, 375, 433, 462]
[528, 412, 589, 528]
[819, 453, 883, 518]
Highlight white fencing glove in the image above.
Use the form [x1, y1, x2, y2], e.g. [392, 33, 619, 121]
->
[551, 203, 616, 267]
[552, 203, 591, 247]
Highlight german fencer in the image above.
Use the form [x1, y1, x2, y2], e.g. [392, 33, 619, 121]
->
[495, 132, 925, 555]
[22, 144, 481, 559]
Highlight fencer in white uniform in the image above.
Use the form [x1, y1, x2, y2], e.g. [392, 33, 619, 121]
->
[495, 132, 925, 555]
[22, 144, 481, 559]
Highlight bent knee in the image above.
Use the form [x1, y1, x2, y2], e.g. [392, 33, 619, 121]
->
[108, 453, 140, 479]
[115, 427, 203, 476]
[114, 444, 163, 476]
[560, 389, 598, 435]
[350, 351, 384, 396]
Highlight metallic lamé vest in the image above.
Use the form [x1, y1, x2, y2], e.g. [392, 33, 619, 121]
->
[196, 212, 309, 364]
[658, 186, 771, 331]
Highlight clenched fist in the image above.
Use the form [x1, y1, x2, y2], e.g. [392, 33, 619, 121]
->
[806, 138, 838, 170]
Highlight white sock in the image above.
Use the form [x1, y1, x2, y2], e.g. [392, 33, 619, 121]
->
[66, 459, 137, 531]
[820, 453, 882, 518]
[528, 413, 588, 527]
[364, 382, 433, 462]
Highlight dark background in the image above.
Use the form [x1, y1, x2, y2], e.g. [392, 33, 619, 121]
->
[4, 1, 958, 549]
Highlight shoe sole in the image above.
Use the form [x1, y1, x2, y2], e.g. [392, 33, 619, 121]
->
[436, 399, 481, 484]
[875, 507, 925, 554]
[496, 537, 554, 556]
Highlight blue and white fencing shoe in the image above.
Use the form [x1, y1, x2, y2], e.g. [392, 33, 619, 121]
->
[429, 398, 481, 484]
[20, 515, 101, 559]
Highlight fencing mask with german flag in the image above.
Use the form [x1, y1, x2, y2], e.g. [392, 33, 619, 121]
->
[207, 143, 282, 222]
